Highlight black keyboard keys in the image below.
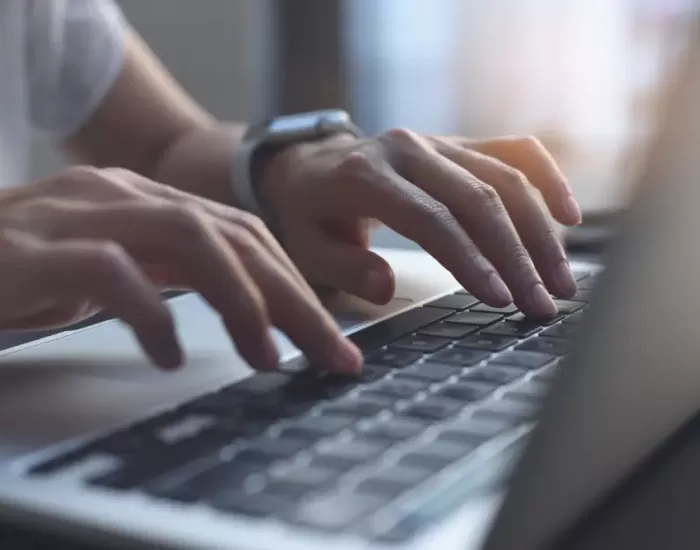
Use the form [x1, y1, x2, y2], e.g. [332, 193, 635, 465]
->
[279, 416, 354, 441]
[394, 363, 456, 383]
[446, 312, 503, 326]
[399, 440, 472, 469]
[455, 333, 517, 352]
[366, 348, 423, 368]
[355, 465, 433, 498]
[425, 294, 479, 311]
[482, 321, 541, 339]
[401, 397, 463, 421]
[470, 303, 518, 315]
[426, 348, 489, 367]
[473, 399, 539, 424]
[540, 323, 578, 340]
[418, 322, 480, 340]
[364, 379, 428, 400]
[314, 439, 387, 470]
[491, 350, 555, 370]
[350, 307, 449, 353]
[464, 365, 528, 385]
[393, 334, 451, 353]
[436, 380, 496, 402]
[360, 418, 428, 443]
[517, 337, 569, 356]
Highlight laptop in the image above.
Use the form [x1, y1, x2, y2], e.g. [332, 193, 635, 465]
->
[0, 15, 699, 550]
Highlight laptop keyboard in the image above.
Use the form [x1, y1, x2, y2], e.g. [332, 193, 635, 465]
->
[26, 268, 598, 542]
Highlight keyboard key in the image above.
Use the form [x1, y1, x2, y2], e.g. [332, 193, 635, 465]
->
[350, 307, 449, 353]
[315, 440, 387, 470]
[288, 493, 384, 531]
[146, 458, 256, 503]
[445, 312, 503, 326]
[455, 334, 517, 352]
[470, 303, 518, 315]
[394, 363, 457, 383]
[365, 379, 428, 400]
[355, 466, 433, 497]
[318, 396, 392, 418]
[360, 418, 428, 443]
[464, 365, 528, 385]
[482, 321, 541, 339]
[279, 416, 353, 441]
[401, 397, 464, 421]
[426, 348, 490, 367]
[507, 312, 560, 326]
[436, 380, 496, 402]
[263, 466, 338, 497]
[425, 294, 479, 311]
[399, 441, 472, 469]
[540, 323, 578, 340]
[418, 322, 480, 340]
[366, 348, 423, 368]
[236, 437, 308, 464]
[517, 337, 569, 356]
[473, 399, 539, 424]
[212, 492, 290, 518]
[553, 300, 585, 314]
[392, 334, 451, 353]
[491, 350, 555, 370]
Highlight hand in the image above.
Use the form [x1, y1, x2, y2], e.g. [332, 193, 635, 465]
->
[259, 131, 582, 319]
[0, 167, 361, 373]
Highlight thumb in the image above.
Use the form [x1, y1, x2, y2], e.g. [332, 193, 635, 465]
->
[294, 234, 396, 305]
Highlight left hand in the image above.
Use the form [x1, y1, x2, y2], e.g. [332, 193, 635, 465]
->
[258, 130, 582, 319]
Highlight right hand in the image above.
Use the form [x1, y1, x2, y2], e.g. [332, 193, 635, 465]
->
[0, 166, 362, 373]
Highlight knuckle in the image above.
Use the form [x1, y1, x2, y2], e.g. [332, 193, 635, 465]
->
[334, 148, 379, 182]
[470, 183, 503, 210]
[519, 135, 544, 152]
[163, 204, 210, 241]
[228, 226, 262, 260]
[235, 211, 270, 240]
[500, 167, 529, 189]
[87, 241, 129, 275]
[379, 127, 421, 149]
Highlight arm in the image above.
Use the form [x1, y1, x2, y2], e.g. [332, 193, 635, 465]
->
[62, 30, 243, 206]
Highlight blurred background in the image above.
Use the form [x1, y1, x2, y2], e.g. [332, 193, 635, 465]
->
[30, 0, 698, 248]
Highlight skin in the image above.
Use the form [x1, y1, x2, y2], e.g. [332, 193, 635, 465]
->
[0, 29, 582, 373]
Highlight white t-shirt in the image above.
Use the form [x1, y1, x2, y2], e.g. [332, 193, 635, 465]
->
[0, 0, 126, 188]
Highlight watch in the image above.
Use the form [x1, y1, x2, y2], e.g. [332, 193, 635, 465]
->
[232, 109, 364, 220]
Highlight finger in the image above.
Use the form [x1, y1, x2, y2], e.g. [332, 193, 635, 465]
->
[27, 239, 182, 369]
[452, 136, 582, 226]
[110, 169, 313, 292]
[324, 154, 514, 307]
[384, 131, 556, 317]
[235, 234, 362, 374]
[52, 202, 279, 372]
[433, 141, 577, 298]
[290, 227, 396, 305]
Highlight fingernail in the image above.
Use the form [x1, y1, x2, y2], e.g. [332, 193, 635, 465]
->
[333, 340, 362, 374]
[260, 339, 280, 371]
[564, 196, 582, 225]
[531, 283, 558, 317]
[157, 342, 183, 371]
[555, 259, 578, 295]
[488, 273, 513, 304]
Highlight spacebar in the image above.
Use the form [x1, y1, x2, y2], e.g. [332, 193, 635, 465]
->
[349, 306, 451, 353]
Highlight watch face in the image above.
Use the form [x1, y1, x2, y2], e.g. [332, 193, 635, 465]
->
[268, 113, 321, 134]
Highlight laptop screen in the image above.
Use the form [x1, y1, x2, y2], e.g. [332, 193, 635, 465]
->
[482, 11, 700, 550]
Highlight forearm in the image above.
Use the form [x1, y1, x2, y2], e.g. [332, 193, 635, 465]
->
[152, 123, 246, 206]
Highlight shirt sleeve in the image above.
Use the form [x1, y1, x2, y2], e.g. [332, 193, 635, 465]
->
[24, 0, 128, 138]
